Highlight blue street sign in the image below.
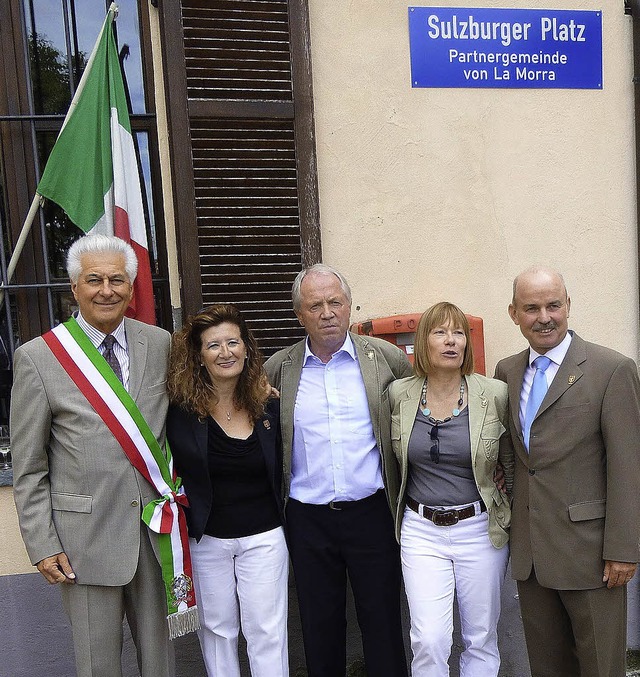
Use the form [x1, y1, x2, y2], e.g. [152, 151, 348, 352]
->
[409, 7, 603, 89]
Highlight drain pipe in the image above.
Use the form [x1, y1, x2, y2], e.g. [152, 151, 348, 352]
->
[624, 0, 640, 653]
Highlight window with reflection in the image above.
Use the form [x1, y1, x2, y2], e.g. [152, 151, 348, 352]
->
[0, 0, 167, 353]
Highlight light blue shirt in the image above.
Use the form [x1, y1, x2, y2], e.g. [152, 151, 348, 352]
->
[75, 312, 130, 391]
[291, 334, 384, 503]
[519, 330, 573, 431]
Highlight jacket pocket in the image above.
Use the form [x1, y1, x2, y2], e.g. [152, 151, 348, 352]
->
[568, 499, 606, 522]
[51, 492, 92, 513]
[146, 380, 167, 397]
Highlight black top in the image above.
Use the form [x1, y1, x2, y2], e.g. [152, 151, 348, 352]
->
[204, 418, 281, 538]
[167, 398, 284, 542]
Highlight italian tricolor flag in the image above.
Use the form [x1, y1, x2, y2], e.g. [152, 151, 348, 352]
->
[37, 3, 155, 324]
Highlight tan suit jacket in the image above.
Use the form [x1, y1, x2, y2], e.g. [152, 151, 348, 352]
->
[495, 332, 640, 590]
[388, 373, 513, 546]
[11, 318, 170, 585]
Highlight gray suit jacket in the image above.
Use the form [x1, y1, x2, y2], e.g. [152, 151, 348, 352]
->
[495, 332, 640, 589]
[11, 318, 170, 585]
[265, 332, 412, 510]
[389, 373, 512, 547]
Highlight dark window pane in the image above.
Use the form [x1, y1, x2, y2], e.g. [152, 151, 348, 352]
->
[23, 0, 146, 115]
[52, 289, 77, 325]
[23, 0, 72, 114]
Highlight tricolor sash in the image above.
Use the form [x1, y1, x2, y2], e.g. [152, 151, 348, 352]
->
[43, 317, 199, 639]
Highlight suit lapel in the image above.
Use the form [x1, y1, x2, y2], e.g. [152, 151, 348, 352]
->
[399, 378, 422, 461]
[278, 341, 304, 470]
[190, 413, 208, 472]
[124, 319, 146, 401]
[255, 406, 277, 481]
[507, 350, 529, 439]
[535, 334, 586, 419]
[352, 334, 380, 427]
[466, 374, 487, 466]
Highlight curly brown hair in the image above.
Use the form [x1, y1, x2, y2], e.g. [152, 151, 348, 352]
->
[167, 304, 269, 420]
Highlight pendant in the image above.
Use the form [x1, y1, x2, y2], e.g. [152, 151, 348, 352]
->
[421, 407, 431, 417]
[452, 408, 460, 417]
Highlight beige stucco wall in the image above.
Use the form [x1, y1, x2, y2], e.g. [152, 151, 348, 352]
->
[307, 0, 638, 372]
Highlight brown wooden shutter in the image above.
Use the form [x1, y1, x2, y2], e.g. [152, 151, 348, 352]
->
[159, 0, 320, 355]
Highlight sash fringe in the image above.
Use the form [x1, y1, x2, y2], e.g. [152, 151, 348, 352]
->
[168, 606, 201, 640]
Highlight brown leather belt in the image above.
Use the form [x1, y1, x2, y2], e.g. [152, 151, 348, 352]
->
[406, 496, 486, 527]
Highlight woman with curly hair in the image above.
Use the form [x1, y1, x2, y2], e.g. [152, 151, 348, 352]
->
[167, 304, 288, 677]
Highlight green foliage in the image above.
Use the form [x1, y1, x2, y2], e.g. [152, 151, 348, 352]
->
[27, 33, 87, 115]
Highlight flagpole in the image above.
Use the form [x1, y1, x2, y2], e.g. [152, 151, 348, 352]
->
[0, 3, 119, 307]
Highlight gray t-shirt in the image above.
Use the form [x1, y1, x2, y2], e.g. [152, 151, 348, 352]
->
[406, 407, 482, 507]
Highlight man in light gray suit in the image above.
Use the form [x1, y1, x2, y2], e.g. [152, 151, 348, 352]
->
[11, 234, 174, 677]
[495, 266, 640, 677]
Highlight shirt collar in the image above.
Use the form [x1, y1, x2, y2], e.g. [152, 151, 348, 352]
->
[528, 329, 572, 368]
[303, 333, 356, 363]
[75, 311, 127, 350]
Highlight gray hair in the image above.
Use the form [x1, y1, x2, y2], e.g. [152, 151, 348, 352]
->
[292, 263, 352, 311]
[66, 234, 138, 283]
[511, 266, 568, 305]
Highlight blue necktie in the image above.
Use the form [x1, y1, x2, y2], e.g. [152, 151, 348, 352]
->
[523, 355, 552, 451]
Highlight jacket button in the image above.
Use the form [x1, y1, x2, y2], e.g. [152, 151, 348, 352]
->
[528, 469, 535, 476]
[131, 499, 139, 507]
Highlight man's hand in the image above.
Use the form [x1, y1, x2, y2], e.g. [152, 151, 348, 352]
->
[603, 560, 637, 589]
[493, 463, 507, 494]
[36, 553, 76, 584]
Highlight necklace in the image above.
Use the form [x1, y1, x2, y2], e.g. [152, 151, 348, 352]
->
[420, 378, 465, 423]
[225, 410, 231, 421]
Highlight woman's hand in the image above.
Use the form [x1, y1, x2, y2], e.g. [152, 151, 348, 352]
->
[493, 463, 507, 494]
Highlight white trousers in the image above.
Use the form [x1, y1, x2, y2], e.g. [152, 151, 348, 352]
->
[400, 505, 508, 677]
[190, 526, 289, 677]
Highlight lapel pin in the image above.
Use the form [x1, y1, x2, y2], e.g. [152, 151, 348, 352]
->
[366, 350, 374, 361]
[568, 375, 576, 384]
[263, 420, 271, 430]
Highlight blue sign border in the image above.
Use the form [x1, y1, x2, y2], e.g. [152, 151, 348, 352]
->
[409, 7, 603, 89]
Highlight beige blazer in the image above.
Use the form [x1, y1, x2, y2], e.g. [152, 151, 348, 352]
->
[11, 318, 170, 585]
[495, 332, 640, 589]
[388, 373, 513, 547]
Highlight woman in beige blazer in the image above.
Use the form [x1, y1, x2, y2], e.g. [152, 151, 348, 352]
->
[388, 302, 513, 677]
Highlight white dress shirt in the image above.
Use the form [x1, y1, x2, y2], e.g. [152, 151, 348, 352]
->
[76, 312, 130, 391]
[518, 330, 573, 432]
[290, 334, 384, 504]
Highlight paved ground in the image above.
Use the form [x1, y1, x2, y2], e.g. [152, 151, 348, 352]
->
[0, 567, 530, 677]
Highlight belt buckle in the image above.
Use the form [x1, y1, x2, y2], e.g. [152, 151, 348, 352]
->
[432, 508, 459, 527]
[328, 500, 342, 511]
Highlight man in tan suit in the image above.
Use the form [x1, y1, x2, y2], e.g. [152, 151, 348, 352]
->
[11, 234, 175, 677]
[494, 266, 640, 677]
